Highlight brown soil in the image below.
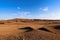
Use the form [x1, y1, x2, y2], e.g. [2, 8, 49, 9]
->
[0, 18, 60, 40]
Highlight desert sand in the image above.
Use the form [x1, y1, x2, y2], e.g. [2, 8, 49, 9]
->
[0, 18, 60, 40]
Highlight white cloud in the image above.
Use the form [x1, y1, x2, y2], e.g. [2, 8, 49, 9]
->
[1, 11, 60, 20]
[11, 11, 32, 19]
[35, 12, 60, 20]
[18, 12, 32, 18]
[17, 6, 21, 9]
[18, 12, 30, 15]
[40, 7, 48, 11]
[12, 13, 18, 16]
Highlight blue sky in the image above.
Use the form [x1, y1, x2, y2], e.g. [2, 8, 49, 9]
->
[0, 0, 60, 20]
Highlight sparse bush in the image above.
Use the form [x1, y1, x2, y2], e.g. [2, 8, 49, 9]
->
[0, 22, 4, 24]
[33, 19, 40, 21]
[18, 27, 34, 32]
[54, 26, 60, 30]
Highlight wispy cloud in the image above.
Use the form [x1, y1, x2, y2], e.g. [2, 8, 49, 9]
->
[17, 6, 21, 9]
[12, 13, 18, 16]
[35, 12, 60, 20]
[40, 7, 48, 11]
[11, 11, 32, 18]
[18, 12, 31, 17]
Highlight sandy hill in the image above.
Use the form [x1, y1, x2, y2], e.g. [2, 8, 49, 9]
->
[0, 18, 60, 40]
